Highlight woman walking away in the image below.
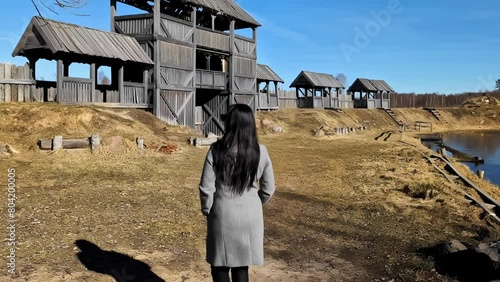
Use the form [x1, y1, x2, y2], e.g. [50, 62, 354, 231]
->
[199, 103, 276, 282]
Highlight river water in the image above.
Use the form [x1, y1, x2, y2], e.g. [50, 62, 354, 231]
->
[424, 131, 500, 187]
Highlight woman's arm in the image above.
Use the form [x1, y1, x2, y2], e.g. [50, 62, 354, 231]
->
[199, 148, 216, 216]
[258, 146, 275, 205]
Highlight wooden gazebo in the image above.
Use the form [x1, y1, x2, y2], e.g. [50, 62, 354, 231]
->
[289, 71, 345, 109]
[256, 64, 283, 110]
[348, 78, 394, 109]
[13, 17, 154, 107]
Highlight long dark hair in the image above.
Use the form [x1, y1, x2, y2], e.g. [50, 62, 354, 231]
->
[212, 103, 260, 194]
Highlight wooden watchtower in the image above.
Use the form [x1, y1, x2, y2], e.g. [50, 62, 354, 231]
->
[112, 0, 260, 135]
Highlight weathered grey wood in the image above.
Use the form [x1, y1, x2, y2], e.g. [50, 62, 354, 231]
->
[477, 170, 485, 179]
[10, 65, 18, 103]
[4, 63, 11, 102]
[53, 136, 63, 151]
[195, 137, 218, 147]
[90, 63, 96, 102]
[90, 134, 100, 152]
[118, 65, 124, 103]
[0, 63, 5, 102]
[17, 66, 24, 102]
[229, 20, 235, 104]
[110, 0, 117, 32]
[56, 60, 63, 102]
[143, 69, 148, 103]
[153, 0, 161, 116]
[136, 136, 144, 150]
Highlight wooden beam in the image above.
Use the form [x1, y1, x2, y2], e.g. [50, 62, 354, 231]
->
[143, 69, 148, 103]
[110, 0, 117, 32]
[229, 20, 235, 105]
[90, 63, 96, 102]
[274, 81, 279, 108]
[153, 0, 161, 116]
[192, 7, 197, 127]
[0, 79, 35, 85]
[118, 65, 124, 103]
[56, 59, 63, 102]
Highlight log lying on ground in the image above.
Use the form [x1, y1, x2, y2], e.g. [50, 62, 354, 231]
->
[38, 134, 101, 151]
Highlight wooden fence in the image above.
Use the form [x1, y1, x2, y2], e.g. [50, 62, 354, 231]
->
[0, 62, 57, 103]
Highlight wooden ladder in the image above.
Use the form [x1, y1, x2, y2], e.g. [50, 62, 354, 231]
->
[381, 108, 404, 126]
[424, 108, 447, 123]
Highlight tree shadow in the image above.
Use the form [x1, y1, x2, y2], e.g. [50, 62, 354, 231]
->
[75, 239, 165, 282]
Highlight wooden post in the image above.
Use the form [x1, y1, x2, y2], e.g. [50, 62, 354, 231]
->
[143, 69, 148, 104]
[63, 62, 69, 77]
[110, 0, 117, 33]
[205, 53, 211, 70]
[192, 6, 197, 129]
[211, 14, 216, 31]
[28, 58, 37, 102]
[153, 0, 161, 116]
[56, 59, 63, 102]
[118, 65, 124, 103]
[477, 170, 485, 179]
[53, 135, 63, 151]
[91, 134, 100, 152]
[16, 66, 24, 102]
[274, 81, 279, 108]
[0, 63, 5, 103]
[136, 137, 144, 150]
[90, 63, 96, 102]
[266, 81, 270, 105]
[229, 19, 235, 105]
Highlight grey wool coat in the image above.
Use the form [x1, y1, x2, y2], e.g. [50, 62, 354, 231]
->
[199, 144, 275, 267]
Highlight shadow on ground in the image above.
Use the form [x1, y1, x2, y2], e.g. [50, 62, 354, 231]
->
[75, 239, 165, 282]
[419, 245, 500, 282]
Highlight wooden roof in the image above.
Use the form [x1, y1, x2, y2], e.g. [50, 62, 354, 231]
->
[347, 78, 394, 93]
[118, 0, 260, 29]
[290, 71, 344, 89]
[183, 0, 260, 27]
[13, 17, 153, 65]
[257, 64, 283, 83]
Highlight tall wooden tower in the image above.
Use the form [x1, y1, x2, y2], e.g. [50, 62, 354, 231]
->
[111, 0, 260, 135]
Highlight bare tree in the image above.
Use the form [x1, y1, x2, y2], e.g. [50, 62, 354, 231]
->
[335, 73, 347, 94]
[31, 0, 88, 15]
[98, 70, 111, 85]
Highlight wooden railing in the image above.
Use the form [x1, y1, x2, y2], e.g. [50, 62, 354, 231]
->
[115, 14, 153, 35]
[234, 36, 256, 57]
[196, 27, 230, 51]
[61, 78, 92, 103]
[123, 82, 146, 104]
[195, 70, 227, 89]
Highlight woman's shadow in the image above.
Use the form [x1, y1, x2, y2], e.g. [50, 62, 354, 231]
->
[75, 239, 165, 282]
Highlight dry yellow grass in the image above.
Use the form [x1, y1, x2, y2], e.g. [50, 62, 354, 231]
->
[0, 104, 499, 281]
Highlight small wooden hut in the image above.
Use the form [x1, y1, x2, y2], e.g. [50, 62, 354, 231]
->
[256, 64, 283, 110]
[289, 71, 346, 109]
[12, 17, 153, 107]
[347, 78, 394, 109]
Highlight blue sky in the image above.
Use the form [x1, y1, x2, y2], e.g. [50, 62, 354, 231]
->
[0, 0, 499, 94]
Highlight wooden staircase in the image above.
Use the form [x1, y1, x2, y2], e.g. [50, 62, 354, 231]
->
[381, 108, 404, 126]
[424, 108, 447, 123]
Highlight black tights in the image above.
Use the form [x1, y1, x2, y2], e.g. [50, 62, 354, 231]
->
[211, 266, 249, 282]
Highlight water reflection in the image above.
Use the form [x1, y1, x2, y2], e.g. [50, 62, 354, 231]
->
[423, 131, 500, 187]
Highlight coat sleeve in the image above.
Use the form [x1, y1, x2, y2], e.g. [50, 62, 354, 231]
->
[258, 146, 275, 205]
[199, 148, 216, 216]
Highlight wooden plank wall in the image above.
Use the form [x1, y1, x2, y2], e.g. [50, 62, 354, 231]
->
[0, 63, 34, 103]
[158, 90, 195, 127]
[233, 37, 257, 96]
